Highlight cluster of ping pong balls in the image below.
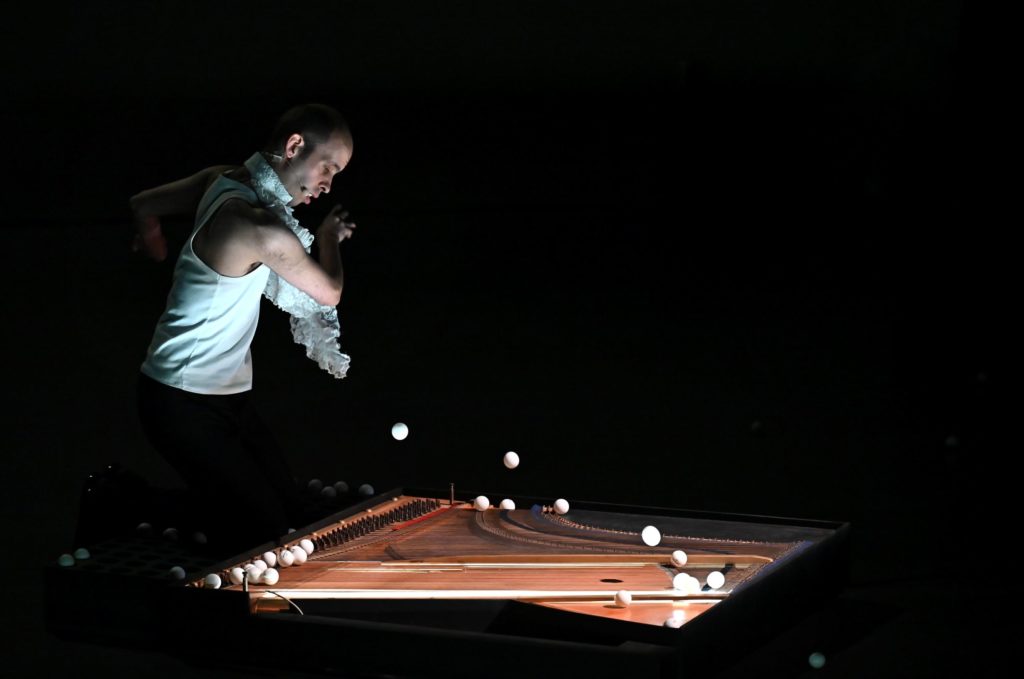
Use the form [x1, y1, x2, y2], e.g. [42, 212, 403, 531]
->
[471, 451, 570, 517]
[386, 422, 730, 622]
[198, 538, 317, 589]
[612, 529, 726, 622]
[390, 425, 567, 518]
[56, 547, 92, 567]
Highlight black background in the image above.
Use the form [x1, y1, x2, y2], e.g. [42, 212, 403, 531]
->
[1, 1, 1015, 676]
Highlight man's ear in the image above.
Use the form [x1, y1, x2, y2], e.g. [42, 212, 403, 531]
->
[284, 133, 305, 159]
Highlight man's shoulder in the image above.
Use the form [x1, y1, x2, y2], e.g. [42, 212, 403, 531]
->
[211, 200, 298, 252]
[213, 197, 278, 228]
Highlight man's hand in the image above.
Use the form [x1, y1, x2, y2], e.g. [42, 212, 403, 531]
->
[132, 215, 168, 261]
[317, 204, 357, 244]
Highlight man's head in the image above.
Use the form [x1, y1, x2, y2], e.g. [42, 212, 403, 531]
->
[264, 103, 353, 207]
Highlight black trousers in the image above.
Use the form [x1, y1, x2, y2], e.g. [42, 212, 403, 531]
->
[137, 372, 305, 554]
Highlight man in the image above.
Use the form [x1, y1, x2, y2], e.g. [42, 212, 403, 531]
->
[130, 103, 356, 555]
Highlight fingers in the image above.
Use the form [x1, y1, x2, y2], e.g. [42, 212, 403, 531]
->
[325, 205, 356, 241]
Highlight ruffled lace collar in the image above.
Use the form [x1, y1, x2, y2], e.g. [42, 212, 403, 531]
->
[244, 152, 295, 213]
[242, 152, 313, 249]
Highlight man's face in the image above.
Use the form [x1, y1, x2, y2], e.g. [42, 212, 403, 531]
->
[281, 131, 353, 207]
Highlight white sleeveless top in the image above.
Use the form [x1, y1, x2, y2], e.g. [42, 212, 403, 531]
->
[140, 174, 271, 394]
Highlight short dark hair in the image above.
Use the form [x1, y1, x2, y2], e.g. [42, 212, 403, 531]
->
[264, 103, 351, 154]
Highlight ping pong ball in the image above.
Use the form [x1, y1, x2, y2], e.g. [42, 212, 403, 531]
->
[300, 538, 315, 555]
[474, 495, 490, 511]
[503, 451, 520, 469]
[58, 554, 75, 567]
[614, 590, 632, 607]
[707, 571, 725, 590]
[252, 559, 268, 572]
[290, 546, 308, 564]
[278, 549, 295, 567]
[641, 525, 661, 547]
[244, 565, 262, 583]
[392, 422, 409, 440]
[673, 572, 698, 593]
[262, 551, 277, 568]
[262, 568, 280, 586]
[664, 610, 687, 628]
[671, 550, 688, 567]
[229, 567, 245, 585]
[168, 566, 186, 580]
[553, 499, 570, 515]
[204, 573, 222, 589]
[499, 498, 516, 510]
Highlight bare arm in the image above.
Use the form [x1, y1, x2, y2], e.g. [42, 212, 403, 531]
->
[128, 165, 234, 261]
[251, 204, 356, 307]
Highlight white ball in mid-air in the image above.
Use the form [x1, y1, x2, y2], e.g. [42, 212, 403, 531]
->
[162, 527, 178, 541]
[289, 546, 308, 564]
[358, 484, 375, 497]
[641, 525, 661, 547]
[499, 498, 516, 510]
[321, 485, 337, 498]
[333, 481, 349, 494]
[553, 499, 570, 515]
[73, 547, 91, 560]
[307, 478, 323, 493]
[57, 554, 75, 567]
[278, 549, 295, 567]
[204, 573, 222, 589]
[707, 571, 726, 590]
[299, 538, 315, 555]
[670, 550, 688, 567]
[262, 551, 277, 568]
[192, 531, 208, 545]
[391, 422, 409, 440]
[503, 451, 519, 469]
[473, 496, 490, 511]
[251, 559, 268, 572]
[614, 590, 632, 607]
[229, 567, 245, 585]
[261, 568, 280, 586]
[168, 566, 186, 580]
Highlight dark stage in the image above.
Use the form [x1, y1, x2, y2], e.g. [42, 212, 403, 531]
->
[1, 2, 1014, 677]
